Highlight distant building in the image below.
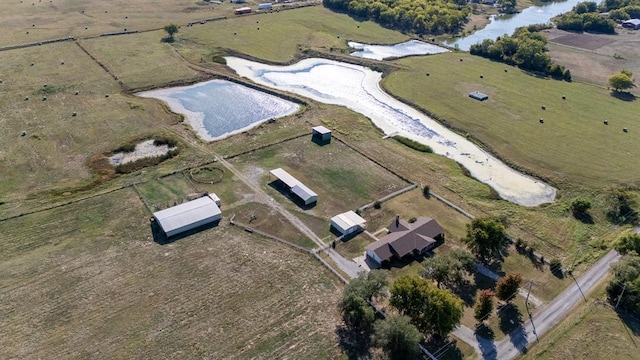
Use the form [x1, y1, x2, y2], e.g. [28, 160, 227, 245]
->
[365, 216, 444, 268]
[234, 6, 252, 15]
[469, 91, 489, 101]
[153, 194, 222, 237]
[622, 19, 640, 30]
[257, 2, 273, 10]
[312, 126, 332, 143]
[269, 168, 318, 205]
[331, 210, 366, 236]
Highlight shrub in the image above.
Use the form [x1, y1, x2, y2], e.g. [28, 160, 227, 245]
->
[394, 136, 433, 153]
[373, 201, 382, 209]
[423, 185, 430, 198]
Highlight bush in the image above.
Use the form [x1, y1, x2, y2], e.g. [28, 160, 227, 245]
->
[153, 137, 178, 147]
[373, 201, 382, 209]
[423, 185, 430, 198]
[394, 136, 433, 153]
[570, 198, 592, 215]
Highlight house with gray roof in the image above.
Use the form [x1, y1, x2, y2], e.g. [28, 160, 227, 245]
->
[365, 216, 444, 268]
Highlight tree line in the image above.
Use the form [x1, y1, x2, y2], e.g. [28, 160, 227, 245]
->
[555, 1, 618, 33]
[608, 234, 640, 317]
[470, 27, 572, 80]
[323, 0, 470, 34]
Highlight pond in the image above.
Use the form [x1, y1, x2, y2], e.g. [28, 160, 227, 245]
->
[138, 80, 299, 141]
[447, 0, 583, 51]
[348, 40, 449, 60]
[226, 56, 556, 207]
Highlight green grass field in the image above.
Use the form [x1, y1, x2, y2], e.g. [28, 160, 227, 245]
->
[383, 52, 640, 187]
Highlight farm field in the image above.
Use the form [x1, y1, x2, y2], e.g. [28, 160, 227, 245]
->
[383, 52, 640, 187]
[0, 188, 342, 359]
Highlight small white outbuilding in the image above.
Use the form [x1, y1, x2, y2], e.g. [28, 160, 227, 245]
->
[153, 194, 222, 237]
[331, 210, 366, 236]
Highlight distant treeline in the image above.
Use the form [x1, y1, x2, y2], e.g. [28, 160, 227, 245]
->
[470, 26, 571, 80]
[555, 2, 616, 33]
[323, 0, 470, 34]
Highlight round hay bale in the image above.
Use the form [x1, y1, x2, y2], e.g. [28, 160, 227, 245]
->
[357, 25, 360, 28]
[541, 105, 546, 110]
[337, 35, 340, 38]
[26, 31, 29, 34]
[125, 16, 128, 19]
[480, 75, 483, 79]
[0, 79, 3, 83]
[75, 91, 79, 95]
[21, 131, 27, 137]
[539, 118, 544, 123]
[460, 58, 463, 62]
[105, 93, 109, 98]
[30, 62, 34, 66]
[72, 111, 77, 117]
[623, 127, 628, 133]
[25, 96, 29, 101]
[604, 120, 608, 125]
[234, 32, 237, 35]
[257, 27, 259, 30]
[85, 27, 88, 30]
[60, 61, 64, 65]
[504, 68, 507, 72]
[42, 96, 47, 101]
[562, 95, 566, 100]
[43, 83, 47, 87]
[426, 72, 430, 76]
[123, 28, 127, 31]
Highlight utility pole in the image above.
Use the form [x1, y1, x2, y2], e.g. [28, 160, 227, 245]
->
[615, 283, 627, 309]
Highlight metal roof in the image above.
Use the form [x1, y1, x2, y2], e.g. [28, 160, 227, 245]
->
[270, 168, 317, 202]
[312, 126, 331, 135]
[153, 195, 221, 234]
[331, 211, 366, 231]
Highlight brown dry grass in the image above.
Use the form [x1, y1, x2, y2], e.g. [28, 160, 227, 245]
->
[0, 188, 343, 359]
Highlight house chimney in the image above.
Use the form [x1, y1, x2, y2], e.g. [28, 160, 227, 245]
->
[395, 215, 400, 227]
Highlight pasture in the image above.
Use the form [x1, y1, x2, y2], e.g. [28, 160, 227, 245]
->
[383, 52, 640, 187]
[0, 188, 343, 359]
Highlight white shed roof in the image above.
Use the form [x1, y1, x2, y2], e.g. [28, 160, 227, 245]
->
[153, 195, 221, 234]
[292, 184, 317, 201]
[312, 126, 331, 135]
[331, 211, 366, 230]
[270, 168, 317, 203]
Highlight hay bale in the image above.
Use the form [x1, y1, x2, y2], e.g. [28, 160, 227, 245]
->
[460, 58, 463, 62]
[60, 61, 64, 65]
[541, 105, 546, 110]
[426, 73, 430, 76]
[42, 96, 47, 101]
[480, 74, 483, 79]
[25, 96, 29, 101]
[604, 120, 608, 125]
[623, 127, 628, 133]
[72, 111, 77, 117]
[21, 131, 27, 137]
[562, 95, 566, 100]
[75, 91, 79, 95]
[504, 68, 507, 72]
[0, 79, 2, 83]
[30, 62, 34, 66]
[539, 118, 544, 123]
[43, 83, 47, 87]
[105, 93, 109, 98]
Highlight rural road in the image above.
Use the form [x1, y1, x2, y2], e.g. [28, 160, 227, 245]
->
[470, 249, 621, 360]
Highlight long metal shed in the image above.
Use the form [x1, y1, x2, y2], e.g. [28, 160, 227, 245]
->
[153, 194, 222, 237]
[270, 168, 318, 205]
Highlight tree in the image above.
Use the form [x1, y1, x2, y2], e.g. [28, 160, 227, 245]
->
[163, 24, 179, 41]
[615, 233, 640, 255]
[474, 290, 495, 323]
[608, 71, 634, 92]
[497, 0, 517, 11]
[339, 292, 376, 328]
[338, 270, 388, 328]
[422, 249, 475, 288]
[495, 273, 523, 302]
[570, 198, 591, 215]
[463, 217, 507, 262]
[389, 275, 463, 335]
[606, 253, 640, 316]
[372, 314, 422, 360]
[606, 187, 638, 224]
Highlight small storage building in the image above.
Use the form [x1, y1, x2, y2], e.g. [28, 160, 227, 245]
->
[270, 168, 318, 205]
[331, 210, 366, 236]
[469, 91, 488, 101]
[258, 2, 273, 10]
[153, 194, 222, 237]
[312, 126, 332, 143]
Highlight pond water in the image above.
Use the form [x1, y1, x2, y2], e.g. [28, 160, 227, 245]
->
[447, 0, 583, 51]
[226, 56, 556, 206]
[348, 40, 449, 60]
[138, 80, 299, 141]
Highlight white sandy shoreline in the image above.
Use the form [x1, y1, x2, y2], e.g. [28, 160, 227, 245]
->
[225, 56, 556, 207]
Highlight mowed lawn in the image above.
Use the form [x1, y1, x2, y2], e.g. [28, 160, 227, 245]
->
[229, 135, 410, 219]
[178, 6, 409, 63]
[0, 188, 343, 359]
[0, 42, 178, 201]
[383, 52, 640, 186]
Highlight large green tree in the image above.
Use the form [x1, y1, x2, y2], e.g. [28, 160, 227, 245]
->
[495, 273, 523, 302]
[163, 24, 179, 41]
[463, 217, 507, 262]
[608, 71, 634, 92]
[422, 249, 475, 288]
[338, 270, 389, 328]
[607, 253, 640, 316]
[389, 276, 463, 336]
[615, 233, 640, 255]
[372, 314, 422, 360]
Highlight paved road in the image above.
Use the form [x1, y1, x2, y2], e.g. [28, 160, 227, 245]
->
[488, 249, 621, 359]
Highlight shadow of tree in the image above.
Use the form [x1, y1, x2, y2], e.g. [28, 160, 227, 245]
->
[498, 303, 528, 354]
[448, 279, 477, 306]
[423, 337, 464, 360]
[611, 91, 637, 102]
[572, 211, 594, 224]
[335, 325, 372, 360]
[475, 324, 497, 360]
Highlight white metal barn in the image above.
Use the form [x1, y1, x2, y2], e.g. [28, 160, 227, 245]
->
[153, 194, 222, 237]
[269, 168, 318, 205]
[331, 211, 366, 236]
